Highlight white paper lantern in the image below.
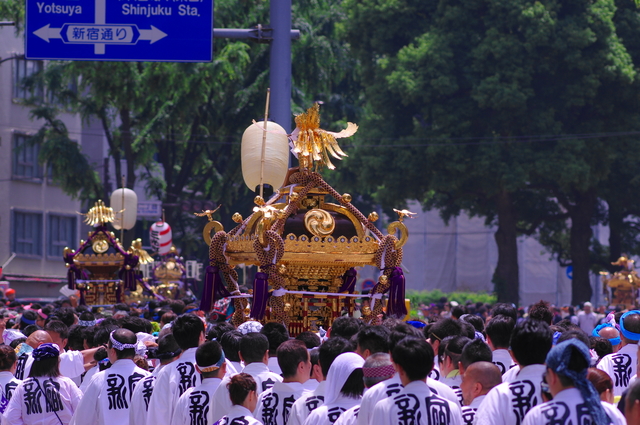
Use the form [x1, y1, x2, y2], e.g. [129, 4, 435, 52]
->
[110, 188, 138, 230]
[241, 121, 289, 191]
[150, 221, 172, 255]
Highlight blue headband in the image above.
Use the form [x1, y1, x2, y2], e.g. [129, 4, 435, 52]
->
[198, 349, 225, 372]
[406, 321, 426, 329]
[620, 310, 640, 341]
[32, 343, 60, 361]
[592, 323, 621, 347]
[20, 316, 36, 325]
[546, 340, 608, 425]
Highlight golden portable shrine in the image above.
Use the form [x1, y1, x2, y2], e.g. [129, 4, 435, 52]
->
[199, 103, 412, 335]
[600, 256, 640, 309]
[63, 200, 156, 305]
[149, 246, 188, 300]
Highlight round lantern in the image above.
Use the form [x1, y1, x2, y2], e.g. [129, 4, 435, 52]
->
[241, 121, 289, 192]
[110, 188, 138, 230]
[150, 221, 172, 255]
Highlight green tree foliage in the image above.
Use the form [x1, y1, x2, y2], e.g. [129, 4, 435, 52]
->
[406, 289, 496, 309]
[0, 0, 24, 33]
[342, 0, 640, 304]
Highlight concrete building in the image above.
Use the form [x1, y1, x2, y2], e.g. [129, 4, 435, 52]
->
[0, 25, 95, 299]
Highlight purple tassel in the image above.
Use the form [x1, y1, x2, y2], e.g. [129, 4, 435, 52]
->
[200, 266, 216, 312]
[338, 268, 357, 293]
[250, 272, 269, 319]
[64, 251, 78, 290]
[67, 267, 76, 290]
[118, 268, 135, 291]
[79, 289, 86, 306]
[115, 282, 122, 303]
[118, 255, 139, 291]
[387, 267, 407, 318]
[201, 266, 233, 312]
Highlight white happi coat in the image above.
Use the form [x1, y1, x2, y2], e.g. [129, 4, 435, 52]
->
[492, 349, 516, 375]
[356, 375, 404, 425]
[428, 362, 441, 381]
[214, 405, 263, 425]
[303, 379, 319, 392]
[14, 354, 33, 381]
[605, 400, 628, 424]
[80, 365, 99, 393]
[460, 394, 485, 425]
[59, 351, 85, 379]
[522, 388, 625, 425]
[255, 381, 309, 425]
[269, 357, 283, 375]
[147, 347, 199, 425]
[356, 374, 458, 425]
[440, 372, 463, 406]
[211, 362, 282, 423]
[501, 365, 520, 383]
[152, 363, 168, 376]
[228, 361, 243, 375]
[332, 405, 359, 425]
[475, 364, 546, 425]
[3, 376, 82, 425]
[428, 378, 460, 405]
[597, 343, 638, 396]
[70, 359, 150, 425]
[170, 377, 223, 425]
[14, 350, 83, 382]
[371, 380, 463, 425]
[129, 374, 158, 425]
[303, 394, 360, 425]
[0, 371, 21, 409]
[288, 381, 326, 425]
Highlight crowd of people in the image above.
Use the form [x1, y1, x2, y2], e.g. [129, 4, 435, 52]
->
[0, 294, 637, 425]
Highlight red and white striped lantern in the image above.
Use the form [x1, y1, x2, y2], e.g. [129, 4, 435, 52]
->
[150, 221, 172, 255]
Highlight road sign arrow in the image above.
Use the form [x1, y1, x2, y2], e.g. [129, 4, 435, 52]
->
[33, 24, 62, 43]
[139, 26, 167, 44]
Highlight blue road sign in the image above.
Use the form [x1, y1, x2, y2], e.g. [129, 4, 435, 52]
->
[566, 265, 573, 280]
[26, 0, 213, 62]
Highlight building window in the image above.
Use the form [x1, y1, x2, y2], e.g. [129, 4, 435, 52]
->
[12, 211, 43, 257]
[48, 214, 76, 258]
[13, 58, 43, 100]
[12, 133, 42, 181]
[13, 134, 42, 180]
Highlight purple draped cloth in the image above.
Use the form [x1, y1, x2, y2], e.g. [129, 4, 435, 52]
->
[386, 267, 407, 318]
[338, 268, 357, 293]
[200, 266, 233, 312]
[250, 272, 269, 320]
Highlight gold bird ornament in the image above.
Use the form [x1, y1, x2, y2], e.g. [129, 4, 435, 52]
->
[291, 103, 358, 171]
[393, 209, 418, 222]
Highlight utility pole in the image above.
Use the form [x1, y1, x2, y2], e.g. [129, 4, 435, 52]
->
[269, 0, 292, 134]
[213, 2, 299, 133]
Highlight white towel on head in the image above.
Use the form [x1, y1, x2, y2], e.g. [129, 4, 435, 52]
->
[323, 352, 365, 405]
[237, 320, 263, 334]
[3, 329, 26, 346]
